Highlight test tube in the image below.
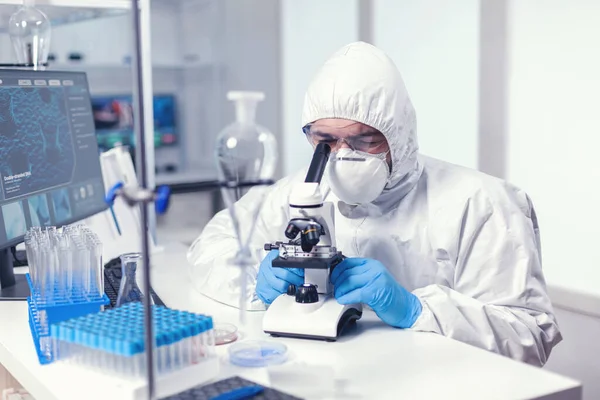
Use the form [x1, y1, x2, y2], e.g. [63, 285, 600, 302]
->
[51, 231, 64, 298]
[58, 234, 73, 299]
[40, 243, 53, 303]
[31, 237, 42, 300]
[190, 316, 202, 364]
[71, 237, 88, 297]
[181, 323, 191, 368]
[37, 233, 48, 297]
[51, 230, 62, 300]
[206, 317, 215, 357]
[87, 236, 103, 298]
[25, 237, 37, 290]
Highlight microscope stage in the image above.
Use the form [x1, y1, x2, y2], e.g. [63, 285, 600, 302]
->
[272, 255, 342, 270]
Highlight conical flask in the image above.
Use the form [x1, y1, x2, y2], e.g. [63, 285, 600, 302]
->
[8, 0, 51, 69]
[214, 91, 277, 323]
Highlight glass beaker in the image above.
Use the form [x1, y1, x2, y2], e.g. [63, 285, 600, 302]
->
[117, 252, 142, 307]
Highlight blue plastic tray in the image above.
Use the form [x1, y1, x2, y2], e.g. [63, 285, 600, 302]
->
[26, 273, 109, 364]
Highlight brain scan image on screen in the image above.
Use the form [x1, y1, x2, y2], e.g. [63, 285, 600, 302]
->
[1, 201, 26, 240]
[28, 194, 51, 227]
[51, 188, 72, 223]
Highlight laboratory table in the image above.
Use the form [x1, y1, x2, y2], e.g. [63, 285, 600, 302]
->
[0, 243, 582, 400]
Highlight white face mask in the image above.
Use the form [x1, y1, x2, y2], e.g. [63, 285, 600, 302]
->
[326, 148, 390, 205]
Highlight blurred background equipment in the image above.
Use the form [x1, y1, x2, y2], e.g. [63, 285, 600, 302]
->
[91, 94, 177, 154]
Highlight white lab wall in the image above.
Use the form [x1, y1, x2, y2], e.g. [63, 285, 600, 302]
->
[178, 0, 223, 174]
[544, 307, 600, 400]
[505, 2, 600, 398]
[280, 0, 359, 176]
[372, 0, 480, 169]
[218, 0, 282, 177]
[506, 0, 600, 296]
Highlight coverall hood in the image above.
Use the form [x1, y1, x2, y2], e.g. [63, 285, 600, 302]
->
[301, 41, 422, 201]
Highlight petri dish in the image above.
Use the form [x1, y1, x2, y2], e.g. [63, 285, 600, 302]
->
[228, 340, 288, 367]
[214, 323, 239, 345]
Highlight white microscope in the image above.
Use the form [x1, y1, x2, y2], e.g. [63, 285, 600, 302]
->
[262, 143, 362, 341]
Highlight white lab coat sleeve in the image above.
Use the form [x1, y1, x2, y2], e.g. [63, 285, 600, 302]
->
[410, 189, 562, 366]
[187, 174, 297, 311]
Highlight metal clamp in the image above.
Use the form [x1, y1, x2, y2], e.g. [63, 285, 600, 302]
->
[105, 182, 171, 215]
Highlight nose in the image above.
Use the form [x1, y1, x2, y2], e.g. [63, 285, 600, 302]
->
[338, 140, 351, 149]
[331, 139, 352, 152]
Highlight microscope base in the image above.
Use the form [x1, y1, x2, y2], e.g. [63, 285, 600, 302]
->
[263, 295, 362, 341]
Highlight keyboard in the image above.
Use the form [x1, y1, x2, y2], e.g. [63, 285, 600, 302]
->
[103, 257, 165, 309]
[162, 376, 301, 400]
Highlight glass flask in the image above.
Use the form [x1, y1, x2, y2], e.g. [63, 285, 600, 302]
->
[8, 0, 51, 69]
[117, 252, 142, 307]
[214, 91, 277, 323]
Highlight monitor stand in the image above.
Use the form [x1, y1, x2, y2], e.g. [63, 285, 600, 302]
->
[0, 248, 29, 301]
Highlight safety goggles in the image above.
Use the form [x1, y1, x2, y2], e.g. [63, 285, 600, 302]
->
[302, 124, 388, 153]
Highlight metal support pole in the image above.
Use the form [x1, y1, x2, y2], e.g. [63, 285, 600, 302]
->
[130, 0, 155, 398]
[478, 0, 509, 179]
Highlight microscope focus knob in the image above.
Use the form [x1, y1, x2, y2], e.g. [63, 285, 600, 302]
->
[287, 284, 297, 296]
[295, 284, 319, 304]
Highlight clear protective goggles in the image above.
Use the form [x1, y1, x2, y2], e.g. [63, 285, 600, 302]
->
[302, 124, 388, 153]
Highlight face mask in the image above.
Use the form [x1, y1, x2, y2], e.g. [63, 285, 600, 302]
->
[326, 148, 390, 205]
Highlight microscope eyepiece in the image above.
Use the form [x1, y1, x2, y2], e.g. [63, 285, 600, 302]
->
[305, 143, 332, 184]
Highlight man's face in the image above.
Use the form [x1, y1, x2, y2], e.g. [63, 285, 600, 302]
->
[304, 119, 391, 164]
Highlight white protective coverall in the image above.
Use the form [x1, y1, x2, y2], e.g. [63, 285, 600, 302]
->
[188, 42, 561, 366]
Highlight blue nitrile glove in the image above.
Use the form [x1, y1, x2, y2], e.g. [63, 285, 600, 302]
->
[330, 258, 422, 328]
[256, 250, 304, 305]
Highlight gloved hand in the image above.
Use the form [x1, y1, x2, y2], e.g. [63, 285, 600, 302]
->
[330, 257, 422, 328]
[256, 250, 304, 305]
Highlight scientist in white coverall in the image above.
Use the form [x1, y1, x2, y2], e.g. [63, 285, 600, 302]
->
[188, 42, 561, 366]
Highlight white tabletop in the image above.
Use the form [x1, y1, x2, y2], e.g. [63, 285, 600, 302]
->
[0, 243, 582, 400]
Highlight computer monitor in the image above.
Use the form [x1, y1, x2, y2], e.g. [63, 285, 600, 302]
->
[0, 70, 108, 300]
[91, 94, 177, 152]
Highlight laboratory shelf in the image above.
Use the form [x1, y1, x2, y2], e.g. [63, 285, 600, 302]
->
[0, 0, 129, 7]
[46, 62, 215, 72]
[0, 0, 129, 34]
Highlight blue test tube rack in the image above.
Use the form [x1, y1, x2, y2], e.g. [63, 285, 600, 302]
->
[26, 273, 110, 364]
[49, 302, 215, 378]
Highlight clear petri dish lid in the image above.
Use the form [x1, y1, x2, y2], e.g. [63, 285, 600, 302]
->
[214, 323, 239, 345]
[228, 340, 288, 367]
